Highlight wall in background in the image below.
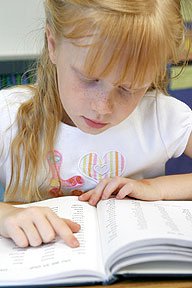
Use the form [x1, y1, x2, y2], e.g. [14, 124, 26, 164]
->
[0, 0, 44, 61]
[0, 0, 45, 197]
[0, 0, 44, 89]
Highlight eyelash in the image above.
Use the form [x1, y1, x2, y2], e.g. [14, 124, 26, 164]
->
[81, 77, 99, 84]
[119, 86, 130, 92]
[118, 86, 133, 97]
[78, 74, 144, 96]
[80, 77, 132, 95]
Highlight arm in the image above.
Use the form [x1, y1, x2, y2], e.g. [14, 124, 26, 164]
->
[0, 202, 80, 248]
[79, 174, 192, 205]
[184, 132, 192, 158]
[79, 133, 192, 206]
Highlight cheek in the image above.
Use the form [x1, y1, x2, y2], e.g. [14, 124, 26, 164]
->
[116, 96, 141, 120]
[57, 73, 77, 103]
[71, 81, 84, 94]
[117, 105, 132, 120]
[71, 82, 95, 106]
[63, 81, 89, 113]
[71, 83, 89, 106]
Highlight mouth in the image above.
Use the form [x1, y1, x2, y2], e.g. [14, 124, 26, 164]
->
[82, 116, 108, 129]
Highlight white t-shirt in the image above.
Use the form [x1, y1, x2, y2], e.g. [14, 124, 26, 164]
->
[0, 87, 191, 201]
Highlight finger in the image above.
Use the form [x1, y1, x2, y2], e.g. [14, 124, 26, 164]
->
[63, 218, 81, 233]
[24, 216, 55, 245]
[78, 190, 94, 201]
[116, 180, 154, 200]
[87, 179, 112, 205]
[46, 211, 80, 248]
[101, 177, 128, 199]
[0, 214, 30, 247]
[6, 225, 29, 248]
[21, 221, 43, 246]
[79, 189, 101, 206]
[116, 182, 134, 199]
[17, 207, 56, 245]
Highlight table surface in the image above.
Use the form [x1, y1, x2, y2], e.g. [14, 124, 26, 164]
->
[55, 279, 192, 288]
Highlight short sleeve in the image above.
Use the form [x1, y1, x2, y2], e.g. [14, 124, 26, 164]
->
[156, 95, 192, 159]
[0, 89, 12, 167]
[0, 87, 31, 167]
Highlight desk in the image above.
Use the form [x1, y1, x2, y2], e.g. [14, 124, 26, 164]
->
[55, 280, 192, 287]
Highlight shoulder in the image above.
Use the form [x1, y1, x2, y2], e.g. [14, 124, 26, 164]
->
[0, 86, 33, 126]
[138, 90, 192, 126]
[0, 86, 34, 167]
[142, 90, 192, 127]
[0, 86, 33, 108]
[140, 90, 191, 113]
[138, 90, 192, 158]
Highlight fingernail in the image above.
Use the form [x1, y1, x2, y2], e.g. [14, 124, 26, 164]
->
[72, 239, 79, 247]
[89, 199, 96, 206]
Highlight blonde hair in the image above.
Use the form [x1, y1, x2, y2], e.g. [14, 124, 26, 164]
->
[5, 0, 191, 202]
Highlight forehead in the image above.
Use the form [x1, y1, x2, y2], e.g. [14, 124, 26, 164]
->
[58, 37, 153, 88]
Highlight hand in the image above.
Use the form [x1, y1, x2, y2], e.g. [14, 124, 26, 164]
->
[79, 176, 163, 205]
[0, 205, 80, 248]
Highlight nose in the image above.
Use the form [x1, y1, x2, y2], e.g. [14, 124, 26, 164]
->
[91, 91, 113, 115]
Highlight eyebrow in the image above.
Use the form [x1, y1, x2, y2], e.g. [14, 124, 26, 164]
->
[71, 65, 150, 90]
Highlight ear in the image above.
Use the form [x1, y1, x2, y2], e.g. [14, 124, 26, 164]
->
[46, 25, 57, 64]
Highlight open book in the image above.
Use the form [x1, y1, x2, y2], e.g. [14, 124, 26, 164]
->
[1, 196, 192, 286]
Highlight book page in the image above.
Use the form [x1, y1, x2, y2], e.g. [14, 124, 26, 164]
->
[0, 196, 105, 284]
[97, 198, 192, 268]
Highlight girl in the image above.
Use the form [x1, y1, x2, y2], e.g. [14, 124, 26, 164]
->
[0, 0, 192, 248]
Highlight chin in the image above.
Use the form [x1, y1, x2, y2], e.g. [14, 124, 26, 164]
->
[78, 125, 109, 135]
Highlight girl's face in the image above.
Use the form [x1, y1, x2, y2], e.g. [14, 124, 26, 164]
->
[47, 31, 151, 135]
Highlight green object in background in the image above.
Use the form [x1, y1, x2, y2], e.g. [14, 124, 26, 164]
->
[16, 73, 21, 85]
[0, 72, 35, 89]
[170, 65, 192, 90]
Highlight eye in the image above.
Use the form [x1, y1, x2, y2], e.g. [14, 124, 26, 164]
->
[72, 67, 100, 85]
[119, 86, 129, 92]
[118, 86, 132, 94]
[82, 77, 99, 84]
[80, 75, 100, 87]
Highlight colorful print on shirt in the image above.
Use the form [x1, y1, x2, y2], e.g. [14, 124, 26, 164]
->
[78, 151, 125, 182]
[47, 150, 84, 197]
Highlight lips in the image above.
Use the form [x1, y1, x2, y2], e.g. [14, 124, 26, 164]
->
[82, 116, 108, 129]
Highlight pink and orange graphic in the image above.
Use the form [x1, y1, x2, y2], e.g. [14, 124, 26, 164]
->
[47, 150, 84, 197]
